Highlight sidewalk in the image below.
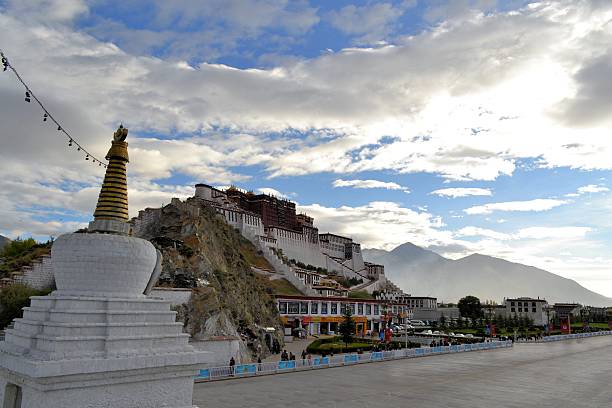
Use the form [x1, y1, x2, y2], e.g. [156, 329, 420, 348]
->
[263, 336, 320, 362]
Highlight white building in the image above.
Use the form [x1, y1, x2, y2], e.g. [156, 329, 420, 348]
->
[191, 184, 372, 282]
[503, 297, 549, 326]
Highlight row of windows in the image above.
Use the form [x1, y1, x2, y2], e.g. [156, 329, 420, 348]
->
[510, 307, 537, 313]
[278, 301, 381, 316]
[510, 301, 538, 307]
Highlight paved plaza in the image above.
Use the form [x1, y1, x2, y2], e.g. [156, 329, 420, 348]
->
[194, 336, 612, 408]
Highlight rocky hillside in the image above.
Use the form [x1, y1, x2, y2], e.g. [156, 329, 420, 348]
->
[0, 238, 51, 280]
[132, 199, 285, 359]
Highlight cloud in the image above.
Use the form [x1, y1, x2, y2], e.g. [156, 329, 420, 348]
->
[257, 187, 288, 198]
[577, 184, 609, 194]
[554, 52, 612, 127]
[80, 0, 320, 60]
[430, 187, 492, 198]
[326, 1, 416, 44]
[298, 201, 450, 250]
[5, 0, 88, 23]
[4, 1, 612, 188]
[332, 179, 410, 193]
[515, 227, 591, 240]
[457, 226, 591, 241]
[464, 199, 567, 215]
[456, 226, 511, 241]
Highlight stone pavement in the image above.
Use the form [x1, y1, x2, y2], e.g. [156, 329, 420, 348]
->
[263, 336, 329, 362]
[194, 336, 612, 408]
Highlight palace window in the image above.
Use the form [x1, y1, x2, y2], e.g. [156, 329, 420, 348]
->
[311, 302, 319, 314]
[532, 308, 536, 313]
[358, 303, 364, 315]
[321, 302, 328, 314]
[366, 304, 372, 315]
[511, 307, 515, 312]
[288, 302, 299, 314]
[331, 302, 338, 314]
[350, 303, 356, 315]
[374, 305, 380, 315]
[278, 302, 288, 314]
[300, 302, 309, 314]
[518, 308, 522, 313]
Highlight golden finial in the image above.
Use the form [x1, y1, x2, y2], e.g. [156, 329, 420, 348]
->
[89, 125, 130, 234]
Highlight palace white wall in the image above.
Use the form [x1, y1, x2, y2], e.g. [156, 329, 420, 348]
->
[267, 227, 325, 269]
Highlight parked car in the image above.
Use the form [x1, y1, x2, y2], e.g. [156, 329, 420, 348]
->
[410, 320, 426, 326]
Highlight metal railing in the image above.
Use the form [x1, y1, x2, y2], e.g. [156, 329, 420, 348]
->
[539, 330, 612, 343]
[194, 340, 513, 382]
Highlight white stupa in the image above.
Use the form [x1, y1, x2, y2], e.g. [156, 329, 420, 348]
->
[0, 126, 209, 407]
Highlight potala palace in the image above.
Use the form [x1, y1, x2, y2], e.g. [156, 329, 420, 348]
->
[133, 183, 403, 297]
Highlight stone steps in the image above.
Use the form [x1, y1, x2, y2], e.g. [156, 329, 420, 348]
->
[29, 296, 171, 311]
[5, 329, 190, 356]
[13, 319, 184, 337]
[22, 307, 178, 324]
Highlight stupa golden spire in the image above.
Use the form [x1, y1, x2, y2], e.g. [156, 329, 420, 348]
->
[89, 125, 131, 234]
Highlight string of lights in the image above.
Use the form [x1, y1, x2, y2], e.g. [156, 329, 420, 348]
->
[0, 49, 107, 168]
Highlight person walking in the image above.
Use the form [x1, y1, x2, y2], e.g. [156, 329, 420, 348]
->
[229, 357, 235, 376]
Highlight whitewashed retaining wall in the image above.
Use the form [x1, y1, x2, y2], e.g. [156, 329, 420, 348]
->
[13, 255, 54, 290]
[149, 287, 192, 306]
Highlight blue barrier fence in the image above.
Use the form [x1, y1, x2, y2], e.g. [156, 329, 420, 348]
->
[540, 330, 612, 343]
[194, 340, 513, 382]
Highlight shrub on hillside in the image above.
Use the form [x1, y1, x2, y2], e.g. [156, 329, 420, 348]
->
[0, 284, 51, 329]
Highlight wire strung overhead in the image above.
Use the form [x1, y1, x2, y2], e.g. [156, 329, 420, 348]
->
[0, 49, 107, 168]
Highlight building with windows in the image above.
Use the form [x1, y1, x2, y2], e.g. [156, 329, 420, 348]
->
[225, 187, 300, 231]
[192, 183, 377, 283]
[276, 295, 412, 336]
[293, 268, 323, 286]
[503, 297, 549, 326]
[364, 262, 385, 280]
[552, 303, 581, 320]
[377, 292, 439, 321]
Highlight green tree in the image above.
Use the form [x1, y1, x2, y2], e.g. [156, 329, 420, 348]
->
[439, 314, 447, 328]
[0, 284, 51, 329]
[338, 308, 356, 346]
[0, 237, 37, 258]
[458, 296, 483, 320]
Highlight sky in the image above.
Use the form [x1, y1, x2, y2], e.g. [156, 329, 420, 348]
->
[1, 0, 612, 297]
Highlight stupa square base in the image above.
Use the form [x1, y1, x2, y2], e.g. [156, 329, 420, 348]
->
[0, 360, 200, 408]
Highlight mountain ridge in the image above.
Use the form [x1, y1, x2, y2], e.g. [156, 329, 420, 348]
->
[363, 243, 612, 307]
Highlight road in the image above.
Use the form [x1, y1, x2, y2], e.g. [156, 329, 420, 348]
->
[193, 336, 612, 408]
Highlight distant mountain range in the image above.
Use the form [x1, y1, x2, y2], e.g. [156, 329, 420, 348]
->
[363, 243, 612, 307]
[0, 235, 10, 250]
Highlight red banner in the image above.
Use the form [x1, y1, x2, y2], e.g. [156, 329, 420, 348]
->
[560, 317, 571, 334]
